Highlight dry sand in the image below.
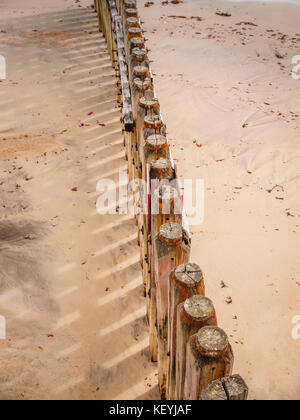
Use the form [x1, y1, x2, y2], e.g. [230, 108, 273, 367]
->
[137, 0, 300, 400]
[0, 0, 159, 400]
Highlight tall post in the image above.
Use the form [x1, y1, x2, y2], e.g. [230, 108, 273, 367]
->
[175, 295, 217, 400]
[154, 222, 191, 399]
[135, 97, 160, 260]
[183, 326, 234, 400]
[201, 374, 248, 400]
[168, 264, 205, 400]
[148, 159, 176, 363]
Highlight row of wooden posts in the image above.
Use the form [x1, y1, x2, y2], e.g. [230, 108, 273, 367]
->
[94, 0, 248, 400]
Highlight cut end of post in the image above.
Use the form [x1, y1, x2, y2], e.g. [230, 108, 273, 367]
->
[130, 37, 145, 50]
[201, 374, 248, 400]
[144, 115, 163, 130]
[128, 27, 143, 39]
[146, 134, 167, 151]
[184, 295, 214, 322]
[196, 326, 229, 358]
[126, 17, 140, 28]
[134, 65, 149, 79]
[150, 157, 173, 180]
[126, 8, 138, 18]
[133, 77, 152, 92]
[139, 95, 159, 110]
[125, 0, 137, 9]
[158, 222, 182, 247]
[132, 47, 148, 61]
[222, 374, 249, 400]
[200, 379, 227, 400]
[175, 263, 203, 287]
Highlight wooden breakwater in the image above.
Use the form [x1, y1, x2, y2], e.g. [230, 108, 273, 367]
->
[94, 0, 248, 401]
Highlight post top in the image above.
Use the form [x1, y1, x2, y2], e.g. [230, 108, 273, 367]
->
[196, 326, 229, 358]
[146, 134, 167, 149]
[125, 0, 136, 7]
[128, 27, 142, 35]
[132, 47, 147, 57]
[184, 295, 214, 321]
[222, 375, 248, 399]
[144, 115, 163, 129]
[175, 263, 203, 286]
[139, 96, 159, 109]
[130, 37, 144, 47]
[158, 222, 182, 246]
[133, 77, 151, 91]
[150, 157, 173, 180]
[134, 65, 149, 77]
[201, 379, 227, 400]
[126, 17, 139, 24]
[126, 7, 138, 13]
[125, 8, 138, 19]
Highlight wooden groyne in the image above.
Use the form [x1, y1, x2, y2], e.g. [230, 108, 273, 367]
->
[94, 0, 248, 400]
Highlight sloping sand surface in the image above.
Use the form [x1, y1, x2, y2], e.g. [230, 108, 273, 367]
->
[0, 0, 158, 400]
[137, 0, 300, 400]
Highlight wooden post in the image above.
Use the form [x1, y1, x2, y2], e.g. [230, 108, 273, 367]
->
[126, 17, 140, 29]
[150, 157, 173, 181]
[148, 158, 175, 363]
[133, 65, 150, 80]
[128, 27, 143, 40]
[125, 7, 138, 18]
[145, 183, 180, 327]
[200, 378, 227, 400]
[124, 8, 138, 20]
[131, 47, 148, 62]
[175, 295, 217, 400]
[154, 222, 191, 399]
[132, 77, 152, 118]
[113, 16, 134, 131]
[130, 36, 145, 54]
[125, 0, 136, 9]
[135, 97, 160, 254]
[135, 96, 159, 216]
[168, 264, 205, 400]
[130, 86, 153, 183]
[201, 374, 248, 400]
[183, 326, 234, 400]
[144, 115, 166, 140]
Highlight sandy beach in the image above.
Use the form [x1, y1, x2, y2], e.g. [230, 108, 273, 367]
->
[137, 0, 300, 400]
[0, 0, 159, 400]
